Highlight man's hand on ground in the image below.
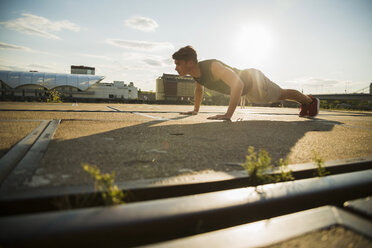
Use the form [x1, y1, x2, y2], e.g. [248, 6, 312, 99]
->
[180, 110, 198, 115]
[207, 114, 231, 121]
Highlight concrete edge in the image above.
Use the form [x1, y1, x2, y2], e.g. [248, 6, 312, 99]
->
[144, 206, 372, 248]
[0, 120, 50, 184]
[0, 156, 371, 202]
[0, 120, 60, 191]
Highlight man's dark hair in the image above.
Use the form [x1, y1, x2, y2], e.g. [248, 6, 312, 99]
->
[172, 46, 198, 63]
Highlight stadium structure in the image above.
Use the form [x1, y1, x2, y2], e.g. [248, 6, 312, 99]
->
[0, 70, 138, 101]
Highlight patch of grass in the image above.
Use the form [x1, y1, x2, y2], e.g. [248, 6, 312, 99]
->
[241, 146, 294, 185]
[275, 158, 295, 182]
[241, 146, 273, 184]
[313, 152, 330, 177]
[81, 163, 125, 205]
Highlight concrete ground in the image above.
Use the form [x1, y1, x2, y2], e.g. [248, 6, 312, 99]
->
[266, 226, 372, 248]
[0, 102, 371, 190]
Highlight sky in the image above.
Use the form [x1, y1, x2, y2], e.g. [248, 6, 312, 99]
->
[0, 0, 371, 93]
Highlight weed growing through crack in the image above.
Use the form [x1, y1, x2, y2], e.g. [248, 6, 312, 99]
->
[241, 146, 294, 185]
[313, 152, 330, 177]
[81, 163, 125, 205]
[241, 146, 273, 184]
[275, 158, 295, 182]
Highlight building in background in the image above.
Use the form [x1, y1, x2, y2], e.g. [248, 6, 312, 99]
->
[71, 65, 95, 75]
[0, 70, 138, 101]
[89, 81, 138, 100]
[156, 73, 195, 101]
[0, 70, 103, 100]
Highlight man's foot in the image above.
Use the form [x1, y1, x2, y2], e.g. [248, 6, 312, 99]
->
[308, 95, 320, 117]
[299, 104, 309, 117]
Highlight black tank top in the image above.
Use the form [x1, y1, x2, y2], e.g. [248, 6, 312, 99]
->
[193, 59, 250, 95]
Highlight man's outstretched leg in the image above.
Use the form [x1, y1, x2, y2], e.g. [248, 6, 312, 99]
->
[279, 89, 319, 117]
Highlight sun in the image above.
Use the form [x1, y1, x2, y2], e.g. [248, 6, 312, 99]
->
[235, 25, 273, 64]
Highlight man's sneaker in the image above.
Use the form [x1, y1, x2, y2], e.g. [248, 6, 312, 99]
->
[299, 104, 309, 117]
[308, 95, 320, 117]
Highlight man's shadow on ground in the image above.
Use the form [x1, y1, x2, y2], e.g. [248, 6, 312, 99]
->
[37, 114, 342, 187]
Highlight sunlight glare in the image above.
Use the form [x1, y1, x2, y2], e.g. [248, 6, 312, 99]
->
[235, 25, 273, 64]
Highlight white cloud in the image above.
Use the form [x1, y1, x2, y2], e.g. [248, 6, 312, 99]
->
[283, 77, 367, 94]
[300, 78, 341, 87]
[0, 41, 34, 52]
[0, 57, 61, 73]
[106, 39, 174, 51]
[142, 58, 162, 67]
[0, 13, 80, 40]
[0, 64, 25, 71]
[28, 64, 51, 70]
[143, 56, 173, 67]
[0, 42, 63, 57]
[78, 53, 112, 61]
[162, 58, 174, 66]
[119, 52, 173, 69]
[124, 16, 158, 32]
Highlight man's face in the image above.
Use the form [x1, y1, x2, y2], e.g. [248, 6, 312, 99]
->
[174, 59, 190, 76]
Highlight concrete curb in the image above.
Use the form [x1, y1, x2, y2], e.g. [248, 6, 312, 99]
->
[0, 120, 49, 184]
[0, 120, 60, 191]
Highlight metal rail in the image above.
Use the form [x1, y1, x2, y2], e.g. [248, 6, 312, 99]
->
[0, 169, 371, 247]
[1, 157, 371, 216]
[144, 206, 372, 248]
[1, 156, 372, 215]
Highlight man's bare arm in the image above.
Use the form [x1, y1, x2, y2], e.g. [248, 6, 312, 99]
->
[180, 82, 204, 115]
[193, 82, 204, 112]
[207, 62, 244, 120]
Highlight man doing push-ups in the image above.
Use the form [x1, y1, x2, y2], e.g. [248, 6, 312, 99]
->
[172, 46, 319, 120]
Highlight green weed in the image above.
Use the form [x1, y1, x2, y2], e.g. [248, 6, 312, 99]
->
[39, 82, 62, 103]
[241, 146, 273, 184]
[81, 163, 125, 205]
[241, 146, 294, 185]
[46, 89, 62, 103]
[313, 153, 330, 177]
[275, 158, 295, 182]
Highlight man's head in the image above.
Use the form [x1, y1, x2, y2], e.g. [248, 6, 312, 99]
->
[172, 46, 198, 76]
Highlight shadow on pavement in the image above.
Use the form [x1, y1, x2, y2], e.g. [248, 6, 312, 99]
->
[36, 116, 342, 187]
